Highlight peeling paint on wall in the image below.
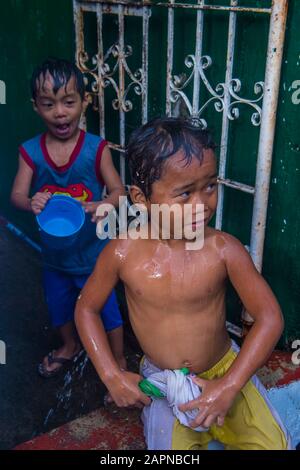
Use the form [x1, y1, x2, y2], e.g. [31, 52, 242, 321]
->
[0, 80, 5, 104]
[0, 340, 6, 365]
[291, 80, 300, 104]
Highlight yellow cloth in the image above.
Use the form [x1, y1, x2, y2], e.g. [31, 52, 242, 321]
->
[172, 346, 288, 450]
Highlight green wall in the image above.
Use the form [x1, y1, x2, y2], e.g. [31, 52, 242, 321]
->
[0, 0, 74, 234]
[0, 0, 299, 346]
[262, 0, 300, 347]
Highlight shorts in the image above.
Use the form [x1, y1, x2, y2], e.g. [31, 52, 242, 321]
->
[141, 342, 292, 450]
[43, 268, 123, 332]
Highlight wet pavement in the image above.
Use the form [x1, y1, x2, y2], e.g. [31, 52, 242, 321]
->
[0, 222, 141, 450]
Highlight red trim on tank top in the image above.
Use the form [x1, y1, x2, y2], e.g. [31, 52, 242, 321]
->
[19, 145, 36, 177]
[95, 139, 108, 187]
[40, 129, 85, 173]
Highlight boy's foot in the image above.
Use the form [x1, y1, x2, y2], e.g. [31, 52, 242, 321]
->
[38, 345, 83, 378]
[104, 392, 114, 406]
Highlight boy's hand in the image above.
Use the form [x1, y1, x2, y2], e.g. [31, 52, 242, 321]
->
[81, 201, 108, 223]
[31, 192, 52, 215]
[179, 376, 238, 429]
[106, 370, 151, 409]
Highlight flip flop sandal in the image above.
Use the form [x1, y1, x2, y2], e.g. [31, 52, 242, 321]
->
[38, 349, 84, 378]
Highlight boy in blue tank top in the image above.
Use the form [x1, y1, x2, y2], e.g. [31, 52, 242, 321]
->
[11, 58, 126, 377]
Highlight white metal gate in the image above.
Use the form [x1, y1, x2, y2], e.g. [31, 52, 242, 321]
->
[73, 0, 288, 323]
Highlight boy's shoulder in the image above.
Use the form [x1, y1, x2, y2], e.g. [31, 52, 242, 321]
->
[19, 132, 107, 155]
[105, 229, 247, 253]
[99, 236, 138, 268]
[205, 227, 248, 257]
[84, 131, 107, 146]
[101, 228, 248, 263]
[19, 133, 43, 149]
[102, 228, 150, 255]
[116, 231, 146, 252]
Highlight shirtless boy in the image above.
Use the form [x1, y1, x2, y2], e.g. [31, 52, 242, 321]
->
[75, 117, 290, 450]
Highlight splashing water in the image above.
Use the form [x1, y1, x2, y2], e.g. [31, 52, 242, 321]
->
[42, 351, 89, 428]
[43, 408, 55, 427]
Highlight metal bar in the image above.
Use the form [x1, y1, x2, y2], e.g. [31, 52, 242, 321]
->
[80, 3, 97, 12]
[156, 3, 271, 14]
[79, 0, 151, 5]
[250, 0, 288, 271]
[118, 4, 126, 183]
[81, 3, 149, 16]
[73, 1, 85, 74]
[215, 0, 238, 230]
[142, 7, 150, 124]
[107, 142, 126, 153]
[5, 220, 42, 253]
[226, 321, 242, 338]
[166, 0, 175, 116]
[218, 177, 255, 195]
[192, 0, 205, 115]
[96, 3, 105, 137]
[241, 0, 289, 324]
[73, 1, 88, 131]
[77, 1, 271, 14]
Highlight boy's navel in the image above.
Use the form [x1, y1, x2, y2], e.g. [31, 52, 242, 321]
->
[182, 360, 192, 368]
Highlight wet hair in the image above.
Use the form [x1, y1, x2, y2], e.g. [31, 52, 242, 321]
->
[126, 117, 216, 198]
[30, 58, 85, 100]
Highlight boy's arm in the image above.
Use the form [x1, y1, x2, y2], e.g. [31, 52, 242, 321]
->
[82, 146, 125, 221]
[218, 234, 283, 388]
[180, 234, 283, 428]
[100, 145, 126, 207]
[10, 155, 34, 211]
[75, 240, 150, 408]
[11, 154, 51, 214]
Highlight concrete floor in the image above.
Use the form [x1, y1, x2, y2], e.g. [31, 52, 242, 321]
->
[0, 222, 141, 450]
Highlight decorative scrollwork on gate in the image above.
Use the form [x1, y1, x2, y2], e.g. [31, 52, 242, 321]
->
[170, 54, 264, 128]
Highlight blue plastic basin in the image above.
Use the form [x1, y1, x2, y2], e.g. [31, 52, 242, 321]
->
[36, 195, 85, 250]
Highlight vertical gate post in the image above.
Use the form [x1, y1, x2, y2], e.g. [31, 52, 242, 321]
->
[244, 0, 288, 324]
[250, 0, 288, 271]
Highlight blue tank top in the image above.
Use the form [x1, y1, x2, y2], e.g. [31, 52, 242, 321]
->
[19, 130, 110, 274]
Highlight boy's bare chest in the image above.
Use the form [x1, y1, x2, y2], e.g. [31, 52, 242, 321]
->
[47, 143, 75, 167]
[122, 248, 226, 303]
